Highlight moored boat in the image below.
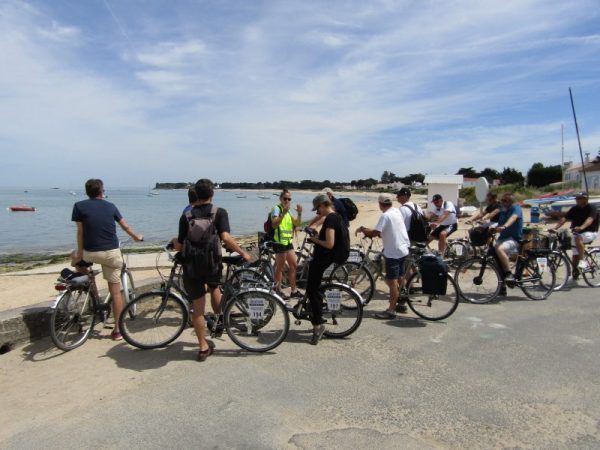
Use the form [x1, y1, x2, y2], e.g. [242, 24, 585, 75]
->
[9, 206, 36, 212]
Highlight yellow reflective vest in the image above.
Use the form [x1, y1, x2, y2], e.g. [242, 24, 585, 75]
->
[271, 204, 293, 245]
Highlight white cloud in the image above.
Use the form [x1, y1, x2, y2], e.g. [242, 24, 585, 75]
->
[37, 20, 81, 43]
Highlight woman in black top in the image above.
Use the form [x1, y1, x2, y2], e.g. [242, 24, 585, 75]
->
[306, 194, 343, 345]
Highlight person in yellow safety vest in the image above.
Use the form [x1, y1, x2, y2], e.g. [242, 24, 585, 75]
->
[271, 189, 303, 299]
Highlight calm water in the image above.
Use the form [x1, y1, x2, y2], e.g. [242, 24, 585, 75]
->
[1, 188, 366, 255]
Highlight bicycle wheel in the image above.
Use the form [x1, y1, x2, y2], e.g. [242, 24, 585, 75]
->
[229, 267, 271, 289]
[320, 283, 363, 338]
[122, 269, 137, 317]
[50, 289, 95, 351]
[329, 262, 375, 304]
[224, 289, 289, 352]
[547, 251, 571, 291]
[445, 241, 471, 268]
[406, 272, 459, 321]
[119, 291, 188, 349]
[581, 249, 600, 287]
[519, 255, 556, 300]
[454, 257, 501, 304]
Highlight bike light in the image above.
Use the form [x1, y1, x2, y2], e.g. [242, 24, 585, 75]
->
[54, 284, 67, 291]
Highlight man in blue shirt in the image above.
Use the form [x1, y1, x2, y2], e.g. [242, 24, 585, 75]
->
[72, 179, 144, 340]
[494, 192, 523, 289]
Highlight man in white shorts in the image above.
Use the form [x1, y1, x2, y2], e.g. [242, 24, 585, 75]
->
[426, 194, 458, 255]
[553, 192, 598, 282]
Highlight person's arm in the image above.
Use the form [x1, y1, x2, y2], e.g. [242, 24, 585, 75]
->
[292, 204, 303, 227]
[496, 213, 518, 232]
[574, 216, 594, 233]
[118, 218, 144, 241]
[309, 215, 326, 228]
[271, 206, 285, 228]
[75, 222, 84, 261]
[355, 225, 381, 239]
[309, 227, 336, 249]
[220, 232, 252, 262]
[553, 217, 567, 231]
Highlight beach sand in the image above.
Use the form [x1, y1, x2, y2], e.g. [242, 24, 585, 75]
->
[0, 195, 555, 312]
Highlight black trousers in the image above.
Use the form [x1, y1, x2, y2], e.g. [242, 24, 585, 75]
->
[306, 255, 333, 326]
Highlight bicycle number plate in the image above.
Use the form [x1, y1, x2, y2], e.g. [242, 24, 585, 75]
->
[536, 257, 548, 273]
[455, 245, 463, 256]
[325, 290, 342, 311]
[348, 252, 362, 263]
[248, 298, 265, 319]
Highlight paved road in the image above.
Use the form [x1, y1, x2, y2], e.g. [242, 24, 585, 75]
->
[1, 280, 599, 449]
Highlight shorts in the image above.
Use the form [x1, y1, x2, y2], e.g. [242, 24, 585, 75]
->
[83, 248, 123, 283]
[430, 223, 457, 239]
[496, 238, 520, 256]
[182, 273, 222, 300]
[273, 243, 293, 254]
[384, 256, 406, 280]
[572, 231, 597, 255]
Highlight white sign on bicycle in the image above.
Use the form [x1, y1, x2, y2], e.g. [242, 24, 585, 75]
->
[248, 298, 265, 319]
[455, 245, 463, 256]
[536, 257, 548, 273]
[348, 252, 362, 263]
[325, 290, 342, 311]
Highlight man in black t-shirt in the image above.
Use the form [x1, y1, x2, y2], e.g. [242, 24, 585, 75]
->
[553, 192, 598, 281]
[305, 194, 344, 345]
[72, 179, 143, 341]
[469, 192, 501, 223]
[171, 179, 252, 361]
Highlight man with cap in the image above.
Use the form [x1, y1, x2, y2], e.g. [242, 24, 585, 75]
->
[426, 194, 458, 255]
[553, 192, 598, 283]
[356, 193, 410, 319]
[305, 193, 345, 345]
[310, 187, 349, 228]
[396, 187, 425, 240]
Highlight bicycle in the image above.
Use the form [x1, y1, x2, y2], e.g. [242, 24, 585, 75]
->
[48, 244, 137, 351]
[118, 244, 290, 352]
[547, 229, 600, 288]
[454, 228, 556, 303]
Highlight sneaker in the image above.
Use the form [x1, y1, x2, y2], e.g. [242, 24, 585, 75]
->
[289, 289, 304, 299]
[375, 309, 396, 320]
[110, 330, 123, 341]
[572, 270, 580, 280]
[395, 303, 408, 314]
[504, 273, 516, 288]
[498, 286, 507, 297]
[310, 324, 326, 345]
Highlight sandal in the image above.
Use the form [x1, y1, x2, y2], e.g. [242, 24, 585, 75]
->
[197, 341, 215, 362]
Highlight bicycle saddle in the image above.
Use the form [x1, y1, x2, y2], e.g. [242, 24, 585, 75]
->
[222, 255, 245, 266]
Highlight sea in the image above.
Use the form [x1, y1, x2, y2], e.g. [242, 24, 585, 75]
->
[1, 188, 367, 257]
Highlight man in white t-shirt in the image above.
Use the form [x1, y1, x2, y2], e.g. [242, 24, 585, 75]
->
[356, 193, 410, 319]
[396, 187, 424, 236]
[426, 194, 458, 255]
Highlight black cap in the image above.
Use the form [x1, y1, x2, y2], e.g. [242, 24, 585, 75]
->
[432, 194, 442, 201]
[396, 187, 411, 197]
[575, 192, 589, 198]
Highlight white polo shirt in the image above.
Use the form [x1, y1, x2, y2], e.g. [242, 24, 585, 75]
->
[375, 207, 410, 259]
[429, 200, 458, 226]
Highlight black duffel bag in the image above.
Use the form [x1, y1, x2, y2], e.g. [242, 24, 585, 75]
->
[418, 255, 449, 295]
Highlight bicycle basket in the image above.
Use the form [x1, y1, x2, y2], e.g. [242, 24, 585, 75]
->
[469, 228, 489, 246]
[558, 230, 572, 250]
[530, 236, 550, 250]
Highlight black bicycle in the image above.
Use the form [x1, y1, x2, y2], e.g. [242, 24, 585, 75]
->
[119, 245, 289, 352]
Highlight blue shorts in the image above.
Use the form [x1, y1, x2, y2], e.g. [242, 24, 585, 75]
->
[385, 256, 406, 280]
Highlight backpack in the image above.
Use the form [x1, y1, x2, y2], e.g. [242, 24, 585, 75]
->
[182, 206, 222, 279]
[404, 204, 428, 243]
[418, 255, 448, 295]
[338, 198, 358, 221]
[444, 200, 461, 219]
[263, 211, 275, 239]
[332, 214, 350, 264]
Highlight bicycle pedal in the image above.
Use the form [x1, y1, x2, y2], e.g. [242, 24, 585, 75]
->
[294, 320, 301, 326]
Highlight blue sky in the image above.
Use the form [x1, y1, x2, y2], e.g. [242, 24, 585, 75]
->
[1, 0, 599, 188]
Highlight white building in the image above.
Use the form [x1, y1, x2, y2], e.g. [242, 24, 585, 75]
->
[424, 175, 464, 206]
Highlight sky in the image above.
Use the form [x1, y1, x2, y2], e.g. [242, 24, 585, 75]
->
[1, 0, 599, 188]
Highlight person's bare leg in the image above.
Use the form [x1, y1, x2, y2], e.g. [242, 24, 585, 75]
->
[573, 235, 584, 269]
[274, 252, 286, 291]
[108, 282, 123, 332]
[191, 297, 209, 351]
[286, 250, 298, 292]
[385, 279, 399, 311]
[438, 231, 448, 255]
[496, 245, 511, 273]
[209, 285, 222, 314]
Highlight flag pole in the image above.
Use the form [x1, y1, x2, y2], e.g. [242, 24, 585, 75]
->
[569, 87, 589, 194]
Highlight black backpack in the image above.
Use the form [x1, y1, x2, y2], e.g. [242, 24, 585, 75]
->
[263, 211, 275, 239]
[183, 206, 222, 279]
[339, 198, 358, 221]
[418, 255, 448, 295]
[404, 204, 428, 243]
[332, 214, 350, 264]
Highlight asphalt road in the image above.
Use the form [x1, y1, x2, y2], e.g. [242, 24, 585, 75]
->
[1, 280, 599, 449]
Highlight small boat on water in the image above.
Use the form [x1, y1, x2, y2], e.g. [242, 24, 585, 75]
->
[8, 206, 36, 212]
[257, 194, 269, 199]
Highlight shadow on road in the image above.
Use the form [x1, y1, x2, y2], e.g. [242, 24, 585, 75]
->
[20, 336, 65, 362]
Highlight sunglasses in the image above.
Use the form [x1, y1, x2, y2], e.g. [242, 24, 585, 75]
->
[282, 197, 292, 201]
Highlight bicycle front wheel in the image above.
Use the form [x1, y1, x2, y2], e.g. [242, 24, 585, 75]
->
[329, 262, 375, 304]
[229, 267, 271, 289]
[406, 272, 459, 321]
[454, 257, 501, 304]
[119, 292, 188, 349]
[320, 283, 363, 338]
[519, 255, 556, 300]
[547, 251, 571, 291]
[50, 290, 95, 351]
[224, 289, 289, 352]
[581, 249, 600, 287]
